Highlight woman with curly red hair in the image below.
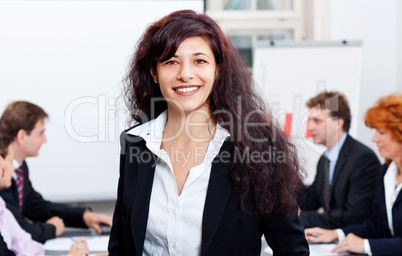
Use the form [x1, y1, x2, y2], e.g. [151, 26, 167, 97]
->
[305, 93, 402, 256]
[108, 9, 308, 256]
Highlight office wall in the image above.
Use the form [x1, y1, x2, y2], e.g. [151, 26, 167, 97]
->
[398, 0, 402, 91]
[330, 0, 399, 157]
[252, 43, 363, 185]
[0, 0, 204, 202]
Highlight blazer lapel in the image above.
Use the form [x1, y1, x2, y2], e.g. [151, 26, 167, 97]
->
[129, 140, 157, 255]
[331, 135, 352, 190]
[379, 183, 388, 223]
[393, 188, 402, 208]
[201, 139, 234, 256]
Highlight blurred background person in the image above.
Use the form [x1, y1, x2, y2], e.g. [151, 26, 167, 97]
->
[300, 91, 380, 229]
[305, 93, 402, 256]
[0, 135, 91, 256]
[0, 101, 112, 243]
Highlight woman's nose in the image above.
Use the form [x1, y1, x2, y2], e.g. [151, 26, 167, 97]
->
[371, 131, 379, 142]
[177, 64, 194, 81]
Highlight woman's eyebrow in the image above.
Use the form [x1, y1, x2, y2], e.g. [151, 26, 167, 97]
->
[193, 52, 210, 59]
[171, 52, 211, 60]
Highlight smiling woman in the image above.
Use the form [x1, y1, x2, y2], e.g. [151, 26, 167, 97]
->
[0, 145, 6, 190]
[151, 36, 217, 114]
[0, 137, 92, 256]
[366, 95, 402, 166]
[109, 9, 309, 256]
[0, 135, 13, 190]
[0, 151, 13, 256]
[0, 147, 14, 190]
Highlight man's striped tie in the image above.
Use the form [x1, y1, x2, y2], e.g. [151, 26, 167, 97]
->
[15, 166, 24, 212]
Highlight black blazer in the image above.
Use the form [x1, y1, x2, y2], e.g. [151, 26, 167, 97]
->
[343, 164, 402, 256]
[108, 132, 309, 256]
[0, 161, 87, 243]
[300, 135, 381, 228]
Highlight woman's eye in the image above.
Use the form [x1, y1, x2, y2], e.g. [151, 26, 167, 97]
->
[376, 129, 386, 135]
[165, 60, 177, 65]
[195, 59, 206, 64]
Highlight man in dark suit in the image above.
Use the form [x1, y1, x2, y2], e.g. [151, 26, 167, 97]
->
[300, 91, 380, 229]
[0, 101, 113, 243]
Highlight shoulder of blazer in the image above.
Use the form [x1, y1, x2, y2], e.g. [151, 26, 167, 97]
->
[338, 135, 354, 157]
[338, 134, 376, 159]
[119, 125, 148, 155]
[379, 164, 389, 180]
[317, 135, 357, 165]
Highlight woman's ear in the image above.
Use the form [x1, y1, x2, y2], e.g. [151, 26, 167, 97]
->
[215, 64, 220, 79]
[150, 67, 158, 83]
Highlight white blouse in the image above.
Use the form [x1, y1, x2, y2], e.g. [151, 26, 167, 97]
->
[127, 111, 230, 256]
[336, 161, 401, 255]
[383, 161, 402, 236]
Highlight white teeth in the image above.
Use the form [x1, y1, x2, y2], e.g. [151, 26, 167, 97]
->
[175, 87, 198, 93]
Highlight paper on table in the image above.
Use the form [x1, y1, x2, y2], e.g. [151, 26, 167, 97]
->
[262, 242, 350, 255]
[309, 243, 350, 255]
[44, 235, 109, 252]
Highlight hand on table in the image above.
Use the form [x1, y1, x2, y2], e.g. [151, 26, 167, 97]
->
[46, 216, 65, 237]
[83, 211, 113, 234]
[332, 233, 364, 254]
[68, 238, 90, 256]
[305, 227, 338, 243]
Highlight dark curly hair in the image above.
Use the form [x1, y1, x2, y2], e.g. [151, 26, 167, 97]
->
[124, 10, 304, 215]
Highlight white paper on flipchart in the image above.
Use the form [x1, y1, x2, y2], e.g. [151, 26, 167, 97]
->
[44, 235, 109, 252]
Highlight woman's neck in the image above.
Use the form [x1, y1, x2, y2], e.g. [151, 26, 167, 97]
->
[164, 106, 216, 143]
[395, 159, 402, 176]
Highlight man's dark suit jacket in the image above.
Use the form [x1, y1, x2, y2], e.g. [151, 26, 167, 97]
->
[108, 133, 309, 256]
[300, 135, 380, 229]
[0, 232, 15, 256]
[0, 161, 87, 243]
[343, 164, 402, 256]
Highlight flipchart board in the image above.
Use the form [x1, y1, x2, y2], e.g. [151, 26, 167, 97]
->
[252, 41, 363, 184]
[0, 0, 204, 202]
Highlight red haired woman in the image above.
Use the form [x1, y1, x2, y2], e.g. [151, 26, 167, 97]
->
[306, 94, 402, 256]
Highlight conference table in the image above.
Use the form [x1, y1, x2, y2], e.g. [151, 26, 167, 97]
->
[44, 228, 364, 256]
[260, 237, 366, 256]
[44, 227, 109, 256]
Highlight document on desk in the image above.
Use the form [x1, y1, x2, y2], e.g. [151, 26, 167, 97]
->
[44, 235, 109, 252]
[309, 243, 350, 255]
[262, 243, 350, 255]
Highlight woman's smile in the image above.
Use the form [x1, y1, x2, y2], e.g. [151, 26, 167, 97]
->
[174, 86, 201, 94]
[152, 36, 217, 114]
